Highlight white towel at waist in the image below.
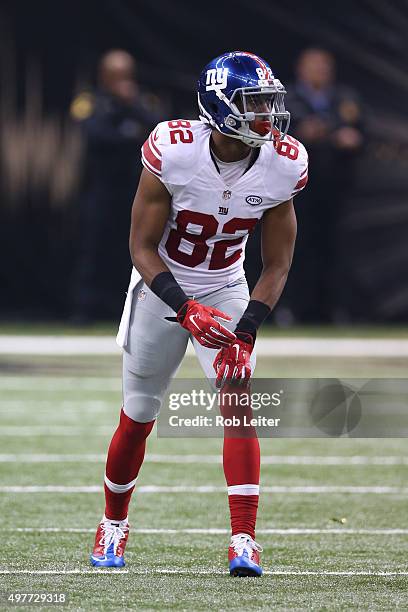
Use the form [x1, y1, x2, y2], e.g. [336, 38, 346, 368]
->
[116, 267, 142, 348]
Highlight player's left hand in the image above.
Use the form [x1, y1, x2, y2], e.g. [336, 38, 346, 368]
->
[213, 332, 254, 389]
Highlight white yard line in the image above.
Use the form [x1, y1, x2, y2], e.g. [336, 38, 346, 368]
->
[2, 569, 405, 577]
[0, 454, 108, 462]
[151, 569, 408, 576]
[0, 453, 407, 466]
[264, 571, 408, 576]
[0, 569, 128, 574]
[250, 455, 408, 466]
[0, 336, 121, 355]
[1, 485, 407, 494]
[2, 335, 408, 357]
[0, 426, 113, 436]
[8, 527, 408, 535]
[0, 377, 122, 391]
[0, 568, 406, 576]
[0, 400, 115, 412]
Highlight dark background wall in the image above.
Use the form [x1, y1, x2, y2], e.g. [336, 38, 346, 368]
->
[1, 0, 408, 321]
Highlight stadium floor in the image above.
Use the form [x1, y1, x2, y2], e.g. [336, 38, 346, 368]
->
[0, 332, 407, 610]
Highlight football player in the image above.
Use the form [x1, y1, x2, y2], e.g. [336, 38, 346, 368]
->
[90, 51, 308, 576]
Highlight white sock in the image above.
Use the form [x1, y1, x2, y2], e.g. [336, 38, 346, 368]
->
[102, 514, 128, 525]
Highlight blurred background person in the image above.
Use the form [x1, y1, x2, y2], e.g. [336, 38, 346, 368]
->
[1, 1, 408, 325]
[71, 49, 162, 322]
[278, 48, 364, 324]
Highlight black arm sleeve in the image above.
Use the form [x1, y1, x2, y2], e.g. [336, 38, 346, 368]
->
[235, 299, 271, 340]
[150, 271, 189, 313]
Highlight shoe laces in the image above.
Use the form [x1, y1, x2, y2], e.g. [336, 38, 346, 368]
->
[230, 533, 263, 557]
[99, 521, 128, 555]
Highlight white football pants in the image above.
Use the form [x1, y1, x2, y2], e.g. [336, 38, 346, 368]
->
[122, 277, 256, 422]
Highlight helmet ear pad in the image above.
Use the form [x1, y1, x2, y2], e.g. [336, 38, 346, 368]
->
[201, 92, 244, 134]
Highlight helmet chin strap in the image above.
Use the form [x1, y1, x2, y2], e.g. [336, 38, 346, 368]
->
[198, 91, 256, 144]
[218, 124, 265, 148]
[197, 93, 217, 128]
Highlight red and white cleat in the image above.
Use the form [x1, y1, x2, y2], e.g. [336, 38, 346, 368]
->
[228, 533, 263, 577]
[90, 516, 129, 567]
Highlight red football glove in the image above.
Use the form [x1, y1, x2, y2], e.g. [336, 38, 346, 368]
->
[177, 299, 236, 349]
[213, 332, 254, 389]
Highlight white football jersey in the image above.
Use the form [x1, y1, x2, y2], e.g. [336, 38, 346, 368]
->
[141, 120, 308, 297]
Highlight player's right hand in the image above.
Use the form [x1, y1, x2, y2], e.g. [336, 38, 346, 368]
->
[177, 299, 236, 349]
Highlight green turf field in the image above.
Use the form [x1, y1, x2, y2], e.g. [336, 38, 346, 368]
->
[0, 336, 407, 610]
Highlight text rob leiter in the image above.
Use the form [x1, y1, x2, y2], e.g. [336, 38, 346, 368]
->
[168, 415, 280, 427]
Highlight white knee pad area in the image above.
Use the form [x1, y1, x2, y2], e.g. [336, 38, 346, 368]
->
[123, 392, 162, 423]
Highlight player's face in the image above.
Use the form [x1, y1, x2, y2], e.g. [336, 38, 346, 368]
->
[245, 93, 273, 114]
[230, 77, 289, 142]
[236, 93, 274, 136]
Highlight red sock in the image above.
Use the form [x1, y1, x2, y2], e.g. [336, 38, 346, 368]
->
[104, 408, 155, 521]
[220, 385, 260, 540]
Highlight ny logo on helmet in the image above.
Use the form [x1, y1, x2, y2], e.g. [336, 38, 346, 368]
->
[206, 68, 228, 91]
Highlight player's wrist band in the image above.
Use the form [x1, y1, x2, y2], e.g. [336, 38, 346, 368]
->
[235, 300, 271, 340]
[150, 271, 189, 312]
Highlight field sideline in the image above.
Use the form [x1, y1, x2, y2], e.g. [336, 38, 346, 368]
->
[2, 334, 408, 357]
[0, 330, 407, 609]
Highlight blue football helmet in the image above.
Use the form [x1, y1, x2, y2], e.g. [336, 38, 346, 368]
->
[197, 51, 290, 147]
